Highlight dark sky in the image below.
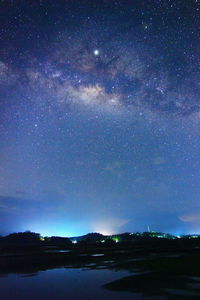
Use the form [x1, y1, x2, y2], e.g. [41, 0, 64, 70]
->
[0, 0, 200, 236]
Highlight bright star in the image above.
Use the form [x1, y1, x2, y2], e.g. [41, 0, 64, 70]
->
[94, 49, 99, 56]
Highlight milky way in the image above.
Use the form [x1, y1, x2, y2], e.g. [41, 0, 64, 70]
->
[0, 0, 200, 236]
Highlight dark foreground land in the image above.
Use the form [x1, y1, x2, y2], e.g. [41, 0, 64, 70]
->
[1, 238, 200, 299]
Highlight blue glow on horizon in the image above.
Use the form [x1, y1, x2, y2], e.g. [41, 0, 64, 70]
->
[25, 220, 91, 237]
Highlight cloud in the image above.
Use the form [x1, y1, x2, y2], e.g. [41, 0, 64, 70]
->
[0, 196, 22, 213]
[93, 217, 130, 235]
[103, 161, 122, 177]
[179, 214, 200, 223]
[152, 156, 166, 165]
[0, 193, 66, 215]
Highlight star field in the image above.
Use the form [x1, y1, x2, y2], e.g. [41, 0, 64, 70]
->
[0, 0, 200, 236]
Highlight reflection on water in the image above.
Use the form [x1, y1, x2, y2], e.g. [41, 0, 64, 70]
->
[43, 250, 71, 253]
[0, 268, 148, 300]
[2, 251, 200, 299]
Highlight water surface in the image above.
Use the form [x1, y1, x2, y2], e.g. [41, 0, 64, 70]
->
[0, 268, 151, 300]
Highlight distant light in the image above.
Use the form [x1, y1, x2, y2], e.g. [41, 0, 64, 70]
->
[97, 229, 113, 236]
[112, 237, 119, 243]
[94, 49, 99, 56]
[72, 240, 77, 244]
[101, 240, 105, 243]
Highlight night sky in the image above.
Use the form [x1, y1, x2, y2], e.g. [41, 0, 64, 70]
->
[0, 0, 200, 237]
